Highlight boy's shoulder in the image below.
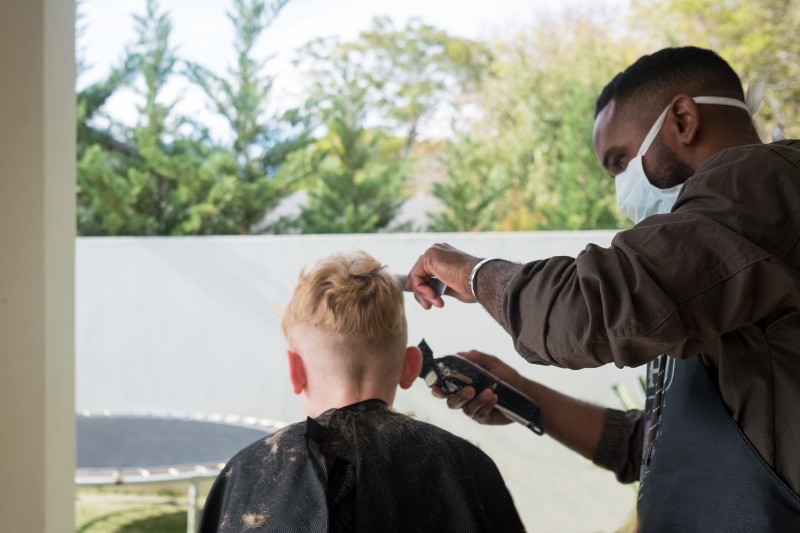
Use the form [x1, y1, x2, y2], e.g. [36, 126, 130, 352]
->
[224, 421, 306, 470]
[372, 407, 490, 458]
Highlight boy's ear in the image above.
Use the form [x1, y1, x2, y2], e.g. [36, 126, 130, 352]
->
[287, 350, 307, 395]
[399, 346, 422, 389]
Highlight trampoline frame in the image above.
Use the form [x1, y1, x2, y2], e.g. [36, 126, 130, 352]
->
[75, 411, 286, 533]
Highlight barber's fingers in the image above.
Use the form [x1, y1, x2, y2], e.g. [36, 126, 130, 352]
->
[461, 388, 498, 420]
[432, 385, 482, 410]
[408, 244, 479, 308]
[431, 385, 473, 404]
[412, 283, 441, 310]
[431, 385, 511, 426]
[408, 255, 442, 309]
[443, 386, 477, 409]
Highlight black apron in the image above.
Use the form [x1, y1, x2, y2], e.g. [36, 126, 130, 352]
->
[637, 354, 800, 532]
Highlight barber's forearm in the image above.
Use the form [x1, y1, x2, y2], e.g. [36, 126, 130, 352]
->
[472, 259, 521, 324]
[474, 259, 613, 463]
[520, 379, 606, 461]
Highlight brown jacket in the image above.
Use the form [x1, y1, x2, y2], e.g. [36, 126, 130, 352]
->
[497, 140, 800, 493]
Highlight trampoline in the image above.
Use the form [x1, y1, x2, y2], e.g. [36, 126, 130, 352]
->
[76, 411, 284, 532]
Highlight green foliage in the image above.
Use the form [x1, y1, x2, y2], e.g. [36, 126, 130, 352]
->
[76, 0, 307, 236]
[435, 15, 634, 231]
[282, 105, 410, 234]
[428, 135, 506, 232]
[355, 17, 493, 154]
[77, 2, 800, 236]
[78, 0, 214, 236]
[631, 0, 800, 140]
[185, 0, 308, 234]
[285, 17, 493, 233]
[508, 38, 622, 230]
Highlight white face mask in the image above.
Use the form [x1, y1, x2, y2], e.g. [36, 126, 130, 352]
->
[615, 96, 752, 224]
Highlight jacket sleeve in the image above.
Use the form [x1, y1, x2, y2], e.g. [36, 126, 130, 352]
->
[496, 144, 800, 369]
[592, 408, 644, 484]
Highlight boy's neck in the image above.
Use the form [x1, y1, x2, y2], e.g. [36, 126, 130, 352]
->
[303, 384, 397, 418]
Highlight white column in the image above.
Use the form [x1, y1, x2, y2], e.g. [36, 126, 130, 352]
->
[0, 0, 76, 531]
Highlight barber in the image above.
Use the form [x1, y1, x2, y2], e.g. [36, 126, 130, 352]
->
[406, 46, 800, 531]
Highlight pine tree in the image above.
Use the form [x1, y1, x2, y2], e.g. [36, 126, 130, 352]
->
[428, 135, 506, 232]
[77, 0, 219, 235]
[286, 34, 413, 234]
[295, 114, 408, 234]
[185, 0, 308, 234]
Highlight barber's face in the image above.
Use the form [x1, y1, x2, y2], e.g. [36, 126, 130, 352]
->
[592, 99, 692, 189]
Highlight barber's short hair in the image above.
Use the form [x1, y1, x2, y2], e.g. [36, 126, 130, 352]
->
[281, 251, 407, 348]
[595, 46, 745, 120]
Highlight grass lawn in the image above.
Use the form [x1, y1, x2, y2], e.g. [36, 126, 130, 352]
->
[76, 484, 636, 532]
[76, 484, 213, 533]
[77, 500, 185, 533]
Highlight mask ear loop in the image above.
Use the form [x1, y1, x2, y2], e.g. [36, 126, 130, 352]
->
[772, 123, 786, 141]
[745, 78, 765, 115]
[746, 78, 766, 142]
[694, 81, 771, 143]
[637, 106, 670, 157]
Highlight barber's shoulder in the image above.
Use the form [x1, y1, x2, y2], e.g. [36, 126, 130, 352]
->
[764, 139, 800, 168]
[691, 141, 800, 186]
[701, 143, 764, 170]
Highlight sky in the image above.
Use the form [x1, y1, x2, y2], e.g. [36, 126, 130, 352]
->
[79, 0, 624, 137]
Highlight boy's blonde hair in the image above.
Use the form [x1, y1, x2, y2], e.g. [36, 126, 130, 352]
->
[281, 252, 407, 356]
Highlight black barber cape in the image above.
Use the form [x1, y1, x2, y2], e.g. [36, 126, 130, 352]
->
[198, 400, 524, 532]
[638, 355, 800, 531]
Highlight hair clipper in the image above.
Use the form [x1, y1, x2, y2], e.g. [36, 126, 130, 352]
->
[418, 339, 543, 435]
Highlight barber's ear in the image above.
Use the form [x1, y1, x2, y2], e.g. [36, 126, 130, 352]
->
[399, 346, 423, 389]
[669, 94, 700, 145]
[286, 350, 307, 395]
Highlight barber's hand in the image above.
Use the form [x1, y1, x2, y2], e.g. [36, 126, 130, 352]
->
[407, 243, 481, 309]
[432, 350, 527, 426]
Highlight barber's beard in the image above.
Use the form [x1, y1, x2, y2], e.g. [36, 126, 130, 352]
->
[651, 137, 695, 189]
